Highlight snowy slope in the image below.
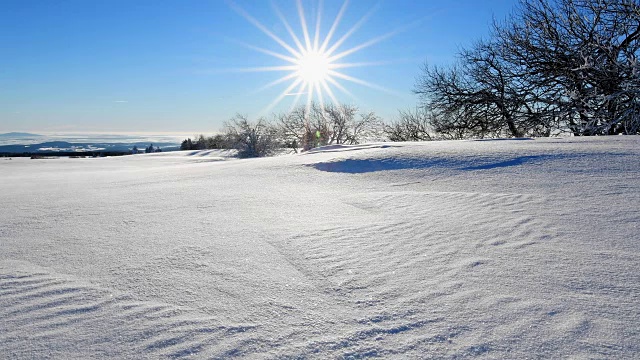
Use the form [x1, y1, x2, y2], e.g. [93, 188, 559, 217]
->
[1, 137, 639, 358]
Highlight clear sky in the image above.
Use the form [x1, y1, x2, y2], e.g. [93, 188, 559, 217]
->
[1, 0, 516, 134]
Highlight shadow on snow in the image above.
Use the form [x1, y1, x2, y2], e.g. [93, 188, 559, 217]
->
[312, 155, 556, 174]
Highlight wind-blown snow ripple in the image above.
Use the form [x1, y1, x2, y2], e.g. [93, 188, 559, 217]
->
[1, 137, 639, 358]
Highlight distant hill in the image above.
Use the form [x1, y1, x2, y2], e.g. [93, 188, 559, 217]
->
[0, 133, 182, 154]
[0, 132, 42, 138]
[0, 140, 180, 154]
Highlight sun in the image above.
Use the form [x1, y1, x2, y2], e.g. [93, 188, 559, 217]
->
[296, 49, 331, 85]
[228, 0, 406, 115]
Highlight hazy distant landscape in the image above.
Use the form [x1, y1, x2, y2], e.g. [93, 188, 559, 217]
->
[0, 132, 184, 154]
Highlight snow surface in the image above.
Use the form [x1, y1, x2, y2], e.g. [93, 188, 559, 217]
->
[1, 138, 639, 359]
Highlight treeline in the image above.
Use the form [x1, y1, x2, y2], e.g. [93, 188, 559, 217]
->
[394, 0, 640, 139]
[180, 135, 230, 151]
[132, 144, 162, 154]
[181, 102, 384, 158]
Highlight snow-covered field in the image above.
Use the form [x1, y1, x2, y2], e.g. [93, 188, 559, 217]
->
[1, 137, 639, 359]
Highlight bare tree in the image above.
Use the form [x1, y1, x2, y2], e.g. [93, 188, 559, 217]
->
[385, 107, 434, 141]
[413, 0, 640, 139]
[323, 103, 384, 144]
[497, 0, 640, 135]
[277, 102, 383, 150]
[415, 44, 526, 138]
[277, 104, 314, 151]
[224, 114, 280, 158]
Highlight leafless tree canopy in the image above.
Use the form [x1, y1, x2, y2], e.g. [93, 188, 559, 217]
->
[278, 102, 384, 150]
[413, 0, 640, 138]
[385, 107, 434, 141]
[224, 114, 280, 158]
[182, 103, 383, 158]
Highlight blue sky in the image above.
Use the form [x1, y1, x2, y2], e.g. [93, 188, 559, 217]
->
[1, 0, 515, 134]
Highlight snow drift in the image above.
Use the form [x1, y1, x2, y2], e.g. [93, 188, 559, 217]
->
[1, 137, 639, 358]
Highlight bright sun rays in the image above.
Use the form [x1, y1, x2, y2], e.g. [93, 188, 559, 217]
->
[296, 50, 330, 84]
[228, 0, 400, 116]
